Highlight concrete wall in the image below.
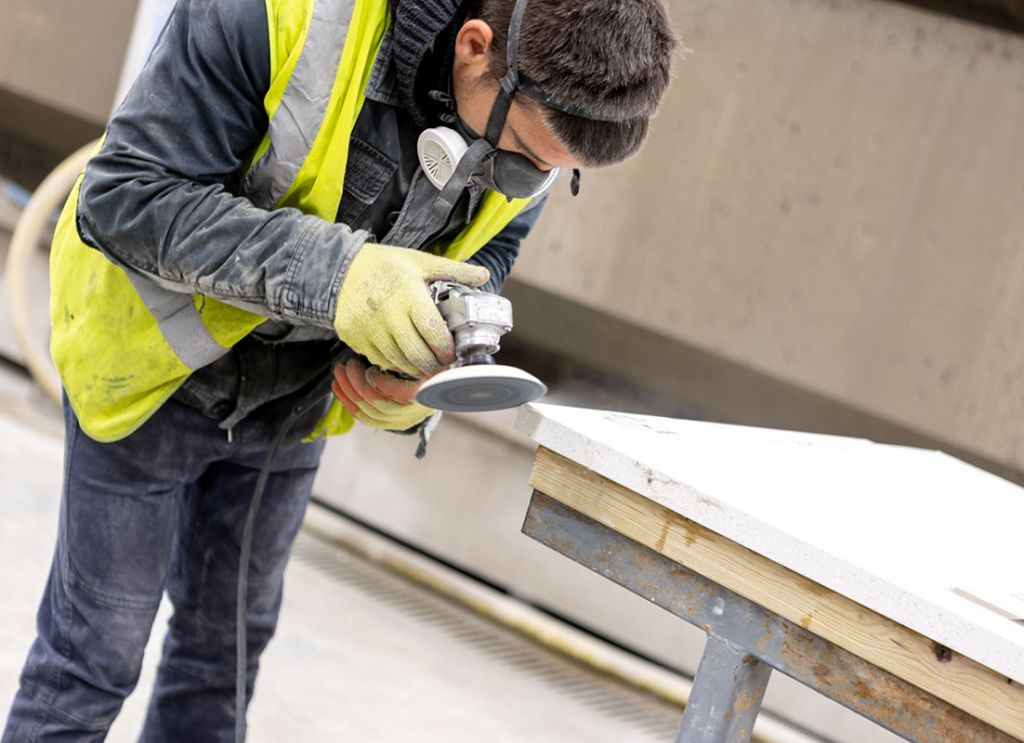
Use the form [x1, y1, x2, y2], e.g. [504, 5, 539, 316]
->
[0, 0, 136, 127]
[0, 0, 136, 181]
[513, 0, 1024, 478]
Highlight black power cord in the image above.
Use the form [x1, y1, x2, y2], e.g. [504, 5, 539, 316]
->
[233, 367, 338, 743]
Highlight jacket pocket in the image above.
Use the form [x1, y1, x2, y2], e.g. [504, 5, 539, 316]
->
[339, 136, 398, 227]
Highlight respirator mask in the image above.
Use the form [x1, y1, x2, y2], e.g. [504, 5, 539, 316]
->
[418, 118, 560, 200]
[420, 0, 601, 217]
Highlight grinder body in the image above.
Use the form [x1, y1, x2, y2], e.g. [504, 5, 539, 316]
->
[414, 282, 547, 412]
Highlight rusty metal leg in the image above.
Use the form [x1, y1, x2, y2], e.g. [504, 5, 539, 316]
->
[676, 637, 771, 743]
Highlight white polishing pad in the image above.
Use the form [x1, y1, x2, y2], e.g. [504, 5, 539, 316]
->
[416, 365, 547, 412]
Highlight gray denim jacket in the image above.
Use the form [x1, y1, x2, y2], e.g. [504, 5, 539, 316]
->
[75, 0, 544, 428]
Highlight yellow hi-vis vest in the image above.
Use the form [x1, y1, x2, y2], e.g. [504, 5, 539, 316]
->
[49, 0, 529, 443]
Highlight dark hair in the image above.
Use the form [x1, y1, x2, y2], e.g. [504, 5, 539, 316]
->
[471, 0, 677, 166]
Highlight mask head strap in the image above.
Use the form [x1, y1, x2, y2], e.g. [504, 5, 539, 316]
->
[483, 0, 527, 145]
[484, 0, 588, 198]
[432, 0, 530, 219]
[517, 74, 647, 123]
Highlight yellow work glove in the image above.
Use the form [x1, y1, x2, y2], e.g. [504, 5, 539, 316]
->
[331, 357, 434, 431]
[334, 243, 490, 378]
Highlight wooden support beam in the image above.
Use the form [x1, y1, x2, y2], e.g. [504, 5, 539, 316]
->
[529, 446, 1024, 741]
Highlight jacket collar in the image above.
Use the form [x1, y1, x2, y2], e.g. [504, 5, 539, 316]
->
[364, 26, 403, 107]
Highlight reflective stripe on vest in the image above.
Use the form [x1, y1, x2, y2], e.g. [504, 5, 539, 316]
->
[243, 0, 357, 209]
[123, 272, 228, 370]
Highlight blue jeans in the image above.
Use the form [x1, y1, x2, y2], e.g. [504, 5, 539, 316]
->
[3, 391, 328, 742]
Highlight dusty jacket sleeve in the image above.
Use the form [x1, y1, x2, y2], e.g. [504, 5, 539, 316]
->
[76, 0, 366, 328]
[468, 196, 546, 294]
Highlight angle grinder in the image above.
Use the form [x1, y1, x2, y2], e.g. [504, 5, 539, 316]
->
[415, 281, 547, 412]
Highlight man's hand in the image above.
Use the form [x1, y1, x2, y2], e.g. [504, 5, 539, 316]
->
[333, 243, 489, 378]
[331, 357, 435, 431]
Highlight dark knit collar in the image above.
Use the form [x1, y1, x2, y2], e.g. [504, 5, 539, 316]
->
[390, 0, 467, 128]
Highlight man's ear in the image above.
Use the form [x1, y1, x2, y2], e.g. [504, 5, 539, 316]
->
[453, 18, 495, 73]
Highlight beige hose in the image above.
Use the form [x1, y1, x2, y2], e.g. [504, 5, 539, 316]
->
[6, 139, 98, 406]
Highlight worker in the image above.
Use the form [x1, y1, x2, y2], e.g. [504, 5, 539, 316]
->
[2, 0, 676, 739]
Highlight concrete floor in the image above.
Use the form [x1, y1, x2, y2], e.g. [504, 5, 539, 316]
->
[0, 365, 682, 742]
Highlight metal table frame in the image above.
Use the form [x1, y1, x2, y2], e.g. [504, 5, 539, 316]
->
[523, 491, 1016, 743]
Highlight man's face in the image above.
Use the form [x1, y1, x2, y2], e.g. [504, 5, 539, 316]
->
[451, 19, 583, 173]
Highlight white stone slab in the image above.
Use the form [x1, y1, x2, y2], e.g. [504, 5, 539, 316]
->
[516, 403, 1024, 684]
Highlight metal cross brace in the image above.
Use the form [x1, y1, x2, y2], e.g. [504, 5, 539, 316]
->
[522, 491, 1015, 743]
